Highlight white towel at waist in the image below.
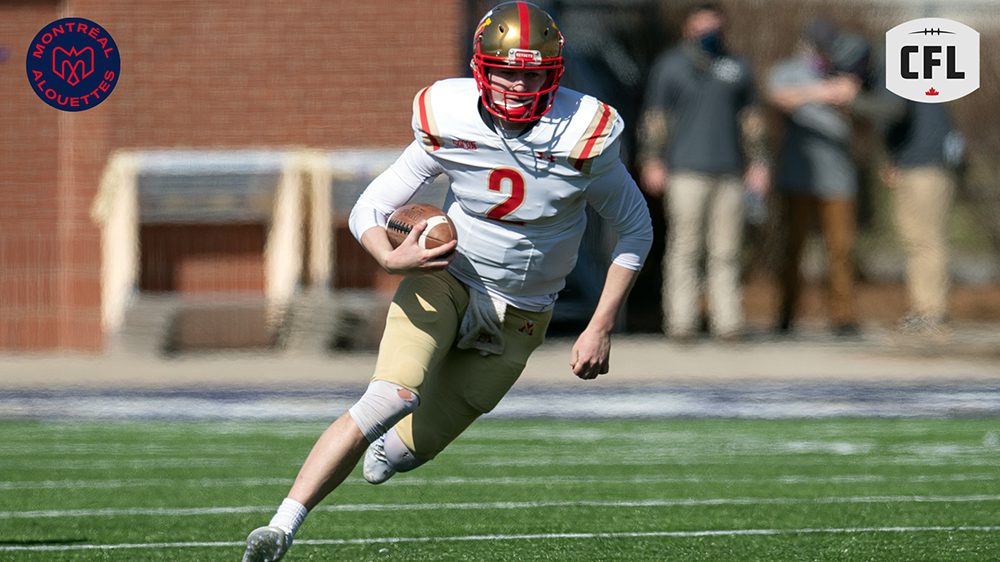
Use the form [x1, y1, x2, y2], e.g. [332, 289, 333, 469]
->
[456, 288, 507, 356]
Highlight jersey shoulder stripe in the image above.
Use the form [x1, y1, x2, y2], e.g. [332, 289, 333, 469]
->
[567, 101, 619, 175]
[413, 85, 443, 152]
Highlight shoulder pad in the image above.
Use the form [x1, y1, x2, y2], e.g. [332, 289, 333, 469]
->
[567, 101, 621, 175]
[412, 85, 443, 152]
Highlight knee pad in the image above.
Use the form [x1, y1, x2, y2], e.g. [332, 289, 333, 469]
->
[384, 427, 425, 473]
[348, 380, 420, 443]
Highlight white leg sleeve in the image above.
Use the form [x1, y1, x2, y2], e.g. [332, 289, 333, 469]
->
[348, 380, 420, 443]
[384, 426, 425, 472]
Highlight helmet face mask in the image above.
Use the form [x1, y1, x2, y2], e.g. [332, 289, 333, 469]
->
[471, 2, 564, 123]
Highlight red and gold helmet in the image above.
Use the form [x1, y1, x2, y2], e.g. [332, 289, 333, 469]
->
[471, 2, 565, 122]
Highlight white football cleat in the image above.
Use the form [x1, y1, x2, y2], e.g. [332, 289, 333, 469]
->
[363, 433, 396, 484]
[242, 525, 291, 562]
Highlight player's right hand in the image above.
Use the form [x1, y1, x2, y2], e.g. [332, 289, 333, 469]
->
[382, 221, 457, 275]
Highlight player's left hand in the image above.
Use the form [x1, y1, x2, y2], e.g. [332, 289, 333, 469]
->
[822, 74, 861, 106]
[880, 165, 899, 188]
[744, 162, 770, 195]
[570, 328, 611, 380]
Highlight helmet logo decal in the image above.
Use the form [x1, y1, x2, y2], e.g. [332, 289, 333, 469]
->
[508, 48, 542, 64]
[476, 17, 492, 36]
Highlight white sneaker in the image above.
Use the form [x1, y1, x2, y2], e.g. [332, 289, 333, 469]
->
[363, 433, 396, 484]
[897, 313, 951, 340]
[242, 526, 291, 562]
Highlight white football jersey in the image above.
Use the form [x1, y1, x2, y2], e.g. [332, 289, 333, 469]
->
[351, 78, 652, 310]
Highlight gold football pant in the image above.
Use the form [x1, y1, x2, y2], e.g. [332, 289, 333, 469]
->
[370, 269, 551, 460]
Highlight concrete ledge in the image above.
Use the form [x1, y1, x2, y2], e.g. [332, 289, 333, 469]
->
[1, 325, 998, 391]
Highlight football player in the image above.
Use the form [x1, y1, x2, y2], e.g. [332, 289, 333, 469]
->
[242, 3, 653, 560]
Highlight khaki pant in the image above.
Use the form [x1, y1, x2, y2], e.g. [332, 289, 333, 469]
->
[372, 270, 551, 460]
[663, 172, 745, 336]
[780, 195, 857, 326]
[893, 167, 955, 320]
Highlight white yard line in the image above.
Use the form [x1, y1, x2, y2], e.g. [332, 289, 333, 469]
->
[0, 477, 292, 490]
[4, 494, 1000, 519]
[5, 448, 997, 470]
[2, 526, 1000, 552]
[463, 456, 1000, 467]
[1, 472, 997, 491]
[0, 458, 245, 469]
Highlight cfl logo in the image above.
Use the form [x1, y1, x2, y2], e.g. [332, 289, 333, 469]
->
[886, 18, 979, 103]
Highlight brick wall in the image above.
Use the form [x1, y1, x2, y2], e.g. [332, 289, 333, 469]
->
[1, 1, 62, 349]
[0, 0, 465, 351]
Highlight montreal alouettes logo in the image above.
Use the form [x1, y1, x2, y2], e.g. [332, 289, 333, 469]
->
[26, 17, 121, 112]
[885, 18, 979, 103]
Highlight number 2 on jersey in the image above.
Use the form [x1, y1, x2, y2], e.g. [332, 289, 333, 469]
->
[486, 168, 525, 221]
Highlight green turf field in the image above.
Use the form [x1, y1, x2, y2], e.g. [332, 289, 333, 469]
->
[2, 417, 999, 561]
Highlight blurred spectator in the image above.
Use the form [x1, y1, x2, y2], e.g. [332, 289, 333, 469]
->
[883, 101, 965, 336]
[637, 2, 770, 341]
[767, 19, 902, 337]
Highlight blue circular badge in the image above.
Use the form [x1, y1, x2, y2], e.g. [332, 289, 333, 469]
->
[25, 17, 121, 112]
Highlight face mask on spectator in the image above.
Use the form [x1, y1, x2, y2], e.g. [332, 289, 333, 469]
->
[696, 29, 725, 57]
